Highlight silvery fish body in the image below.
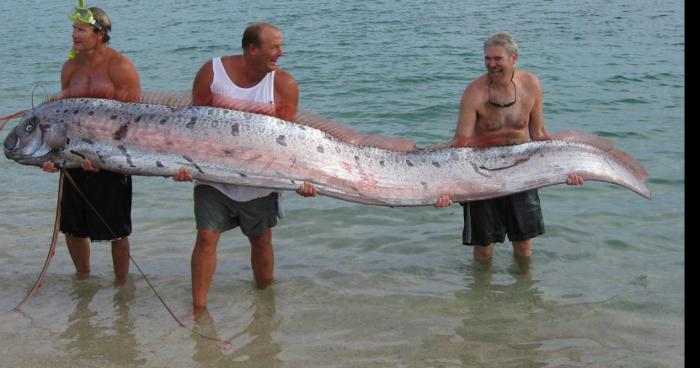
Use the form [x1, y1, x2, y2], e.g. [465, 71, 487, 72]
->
[4, 98, 651, 206]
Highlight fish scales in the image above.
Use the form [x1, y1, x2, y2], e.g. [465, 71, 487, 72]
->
[4, 98, 651, 206]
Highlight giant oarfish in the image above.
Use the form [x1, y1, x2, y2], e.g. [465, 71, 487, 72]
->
[3, 97, 651, 206]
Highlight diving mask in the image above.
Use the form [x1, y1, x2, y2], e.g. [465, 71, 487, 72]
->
[68, 1, 103, 31]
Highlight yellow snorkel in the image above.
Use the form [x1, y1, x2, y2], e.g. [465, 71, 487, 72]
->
[67, 0, 102, 60]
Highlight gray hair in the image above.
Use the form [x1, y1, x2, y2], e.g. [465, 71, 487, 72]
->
[484, 32, 518, 56]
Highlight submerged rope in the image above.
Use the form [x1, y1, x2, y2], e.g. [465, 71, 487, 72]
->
[59, 168, 232, 348]
[8, 167, 231, 348]
[12, 171, 64, 311]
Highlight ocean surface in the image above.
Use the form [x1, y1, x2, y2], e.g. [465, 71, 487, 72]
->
[0, 0, 684, 367]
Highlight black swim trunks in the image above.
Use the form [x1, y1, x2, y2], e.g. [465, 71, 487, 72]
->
[461, 189, 544, 246]
[60, 168, 132, 241]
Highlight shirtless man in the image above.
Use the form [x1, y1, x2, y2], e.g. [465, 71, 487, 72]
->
[42, 4, 141, 283]
[435, 32, 583, 263]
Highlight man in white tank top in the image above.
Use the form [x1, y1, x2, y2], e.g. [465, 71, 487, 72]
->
[174, 23, 316, 311]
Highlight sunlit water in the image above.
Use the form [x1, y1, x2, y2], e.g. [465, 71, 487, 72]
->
[0, 0, 683, 367]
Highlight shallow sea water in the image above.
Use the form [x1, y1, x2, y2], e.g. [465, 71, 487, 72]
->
[0, 0, 683, 367]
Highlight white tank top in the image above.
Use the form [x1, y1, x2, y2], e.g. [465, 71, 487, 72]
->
[195, 56, 279, 203]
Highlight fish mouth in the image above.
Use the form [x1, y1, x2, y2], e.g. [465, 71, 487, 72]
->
[3, 128, 51, 164]
[3, 129, 18, 152]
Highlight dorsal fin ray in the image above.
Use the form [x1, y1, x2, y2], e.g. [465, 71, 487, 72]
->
[552, 130, 648, 180]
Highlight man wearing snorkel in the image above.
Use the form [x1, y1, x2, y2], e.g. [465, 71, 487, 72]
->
[42, 2, 141, 284]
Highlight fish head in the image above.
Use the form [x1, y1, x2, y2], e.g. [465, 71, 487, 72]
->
[4, 110, 67, 166]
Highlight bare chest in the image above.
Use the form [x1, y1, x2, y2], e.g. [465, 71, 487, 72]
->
[475, 103, 529, 132]
[65, 68, 116, 99]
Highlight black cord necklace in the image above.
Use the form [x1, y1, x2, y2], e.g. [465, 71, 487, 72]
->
[488, 69, 516, 108]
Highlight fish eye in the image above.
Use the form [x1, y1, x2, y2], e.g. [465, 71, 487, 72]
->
[24, 124, 34, 133]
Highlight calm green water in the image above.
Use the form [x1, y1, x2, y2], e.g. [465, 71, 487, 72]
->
[0, 0, 684, 367]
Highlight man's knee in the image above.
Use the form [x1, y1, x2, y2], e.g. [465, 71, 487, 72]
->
[473, 244, 494, 262]
[512, 240, 532, 257]
[195, 230, 220, 253]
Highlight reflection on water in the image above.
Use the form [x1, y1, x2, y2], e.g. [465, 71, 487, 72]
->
[416, 256, 549, 367]
[192, 289, 282, 367]
[58, 276, 144, 366]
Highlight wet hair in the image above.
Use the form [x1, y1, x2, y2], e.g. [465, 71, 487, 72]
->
[89, 7, 112, 43]
[484, 32, 518, 56]
[241, 22, 279, 50]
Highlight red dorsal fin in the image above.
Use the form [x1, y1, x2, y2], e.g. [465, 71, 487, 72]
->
[139, 90, 193, 107]
[552, 130, 648, 180]
[294, 109, 418, 152]
[551, 130, 615, 152]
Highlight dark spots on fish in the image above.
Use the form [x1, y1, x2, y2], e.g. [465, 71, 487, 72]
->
[186, 117, 197, 129]
[74, 110, 79, 114]
[317, 145, 324, 153]
[335, 146, 341, 153]
[63, 109, 68, 113]
[134, 115, 142, 123]
[66, 137, 70, 145]
[223, 149, 233, 155]
[406, 160, 414, 167]
[432, 162, 441, 168]
[55, 109, 60, 113]
[239, 173, 247, 177]
[110, 115, 118, 120]
[354, 156, 360, 162]
[421, 182, 428, 190]
[113, 124, 129, 140]
[155, 161, 164, 168]
[379, 160, 385, 167]
[231, 123, 239, 136]
[118, 145, 136, 168]
[165, 140, 174, 146]
[88, 111, 94, 116]
[276, 135, 287, 146]
[160, 117, 168, 124]
[81, 138, 94, 145]
[183, 155, 204, 173]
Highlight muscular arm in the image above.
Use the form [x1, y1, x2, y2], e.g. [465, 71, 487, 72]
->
[452, 84, 479, 147]
[274, 70, 299, 121]
[110, 57, 141, 103]
[191, 60, 214, 106]
[60, 62, 73, 93]
[527, 76, 551, 141]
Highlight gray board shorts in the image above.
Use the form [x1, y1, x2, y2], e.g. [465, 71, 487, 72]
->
[194, 184, 278, 237]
